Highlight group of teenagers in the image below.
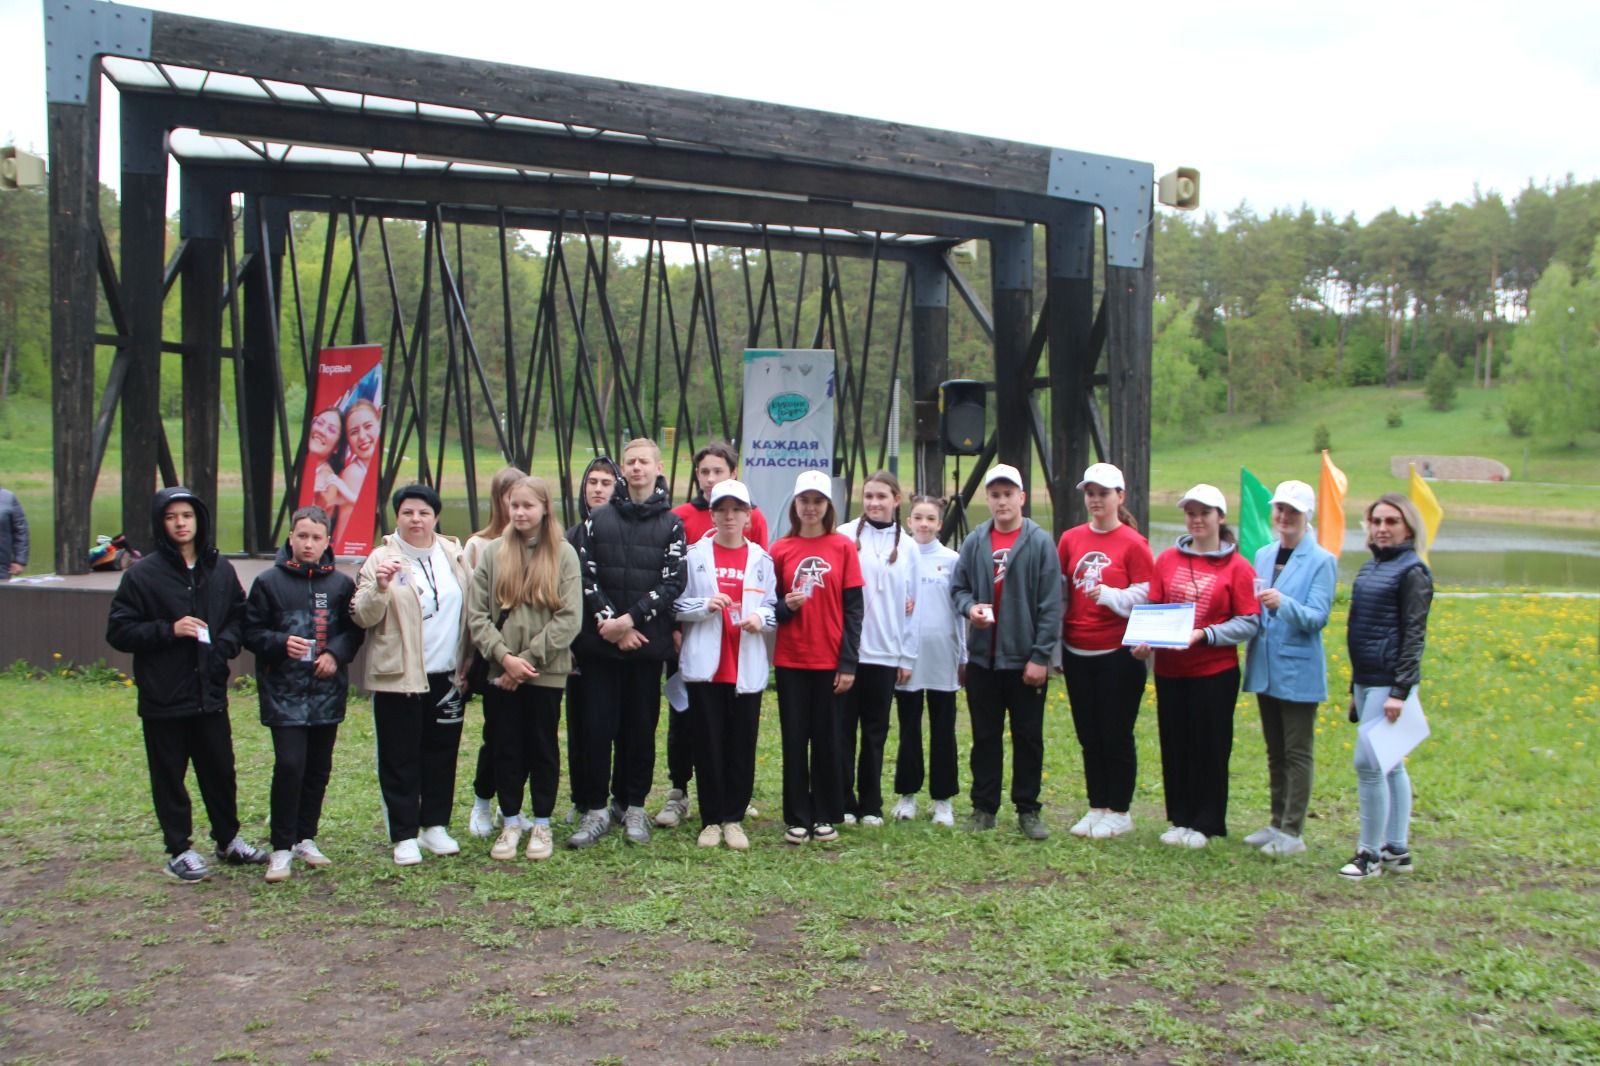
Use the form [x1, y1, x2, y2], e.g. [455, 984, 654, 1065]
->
[106, 438, 1433, 885]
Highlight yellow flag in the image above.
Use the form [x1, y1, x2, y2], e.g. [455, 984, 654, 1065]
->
[1318, 450, 1347, 558]
[1408, 463, 1443, 561]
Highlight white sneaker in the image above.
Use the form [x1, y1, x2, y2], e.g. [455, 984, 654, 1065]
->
[655, 789, 690, 828]
[490, 824, 523, 861]
[264, 850, 293, 883]
[468, 798, 497, 838]
[842, 813, 858, 826]
[293, 839, 332, 867]
[525, 823, 553, 861]
[1090, 812, 1134, 839]
[1262, 834, 1306, 857]
[697, 823, 723, 848]
[393, 839, 423, 866]
[1243, 825, 1279, 848]
[1070, 809, 1103, 837]
[890, 795, 918, 821]
[1159, 825, 1188, 846]
[861, 814, 885, 827]
[722, 822, 749, 851]
[931, 799, 955, 827]
[745, 805, 759, 819]
[418, 825, 460, 856]
[1181, 829, 1209, 849]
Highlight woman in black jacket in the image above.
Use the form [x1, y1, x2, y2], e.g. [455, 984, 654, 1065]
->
[1340, 492, 1433, 881]
[107, 486, 268, 882]
[244, 506, 365, 882]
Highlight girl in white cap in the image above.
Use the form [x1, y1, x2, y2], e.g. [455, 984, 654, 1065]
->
[1241, 480, 1337, 858]
[1056, 463, 1154, 841]
[1131, 484, 1260, 849]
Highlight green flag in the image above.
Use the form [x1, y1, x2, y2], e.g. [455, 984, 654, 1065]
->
[1239, 467, 1272, 562]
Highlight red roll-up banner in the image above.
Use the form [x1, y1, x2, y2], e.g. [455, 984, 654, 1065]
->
[298, 344, 385, 557]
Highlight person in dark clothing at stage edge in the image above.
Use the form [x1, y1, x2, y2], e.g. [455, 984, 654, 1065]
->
[566, 438, 688, 848]
[0, 483, 27, 580]
[106, 486, 270, 882]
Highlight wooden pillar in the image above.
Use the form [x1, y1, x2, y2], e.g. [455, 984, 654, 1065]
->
[119, 97, 167, 555]
[1045, 206, 1096, 537]
[180, 174, 227, 521]
[1105, 202, 1154, 533]
[241, 195, 286, 552]
[909, 252, 948, 499]
[990, 227, 1034, 507]
[46, 86, 101, 574]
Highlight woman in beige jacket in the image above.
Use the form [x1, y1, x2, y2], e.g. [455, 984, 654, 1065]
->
[352, 483, 474, 867]
[468, 475, 583, 862]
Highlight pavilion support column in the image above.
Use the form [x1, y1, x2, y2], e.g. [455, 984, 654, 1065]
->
[241, 194, 287, 553]
[990, 227, 1034, 509]
[119, 97, 168, 555]
[1045, 206, 1096, 536]
[1105, 203, 1155, 533]
[909, 252, 949, 500]
[46, 87, 101, 574]
[180, 174, 227, 523]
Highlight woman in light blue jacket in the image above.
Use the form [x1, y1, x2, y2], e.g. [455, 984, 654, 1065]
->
[1242, 480, 1337, 857]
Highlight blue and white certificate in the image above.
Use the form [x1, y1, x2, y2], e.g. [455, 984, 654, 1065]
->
[1121, 603, 1196, 649]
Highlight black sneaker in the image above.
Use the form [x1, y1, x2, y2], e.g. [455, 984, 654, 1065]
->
[1018, 811, 1050, 841]
[1380, 845, 1414, 873]
[966, 810, 997, 833]
[165, 849, 212, 882]
[1338, 850, 1383, 880]
[216, 835, 270, 865]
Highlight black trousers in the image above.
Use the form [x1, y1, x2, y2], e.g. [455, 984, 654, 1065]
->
[484, 683, 563, 821]
[965, 664, 1046, 815]
[1063, 648, 1148, 812]
[141, 711, 242, 857]
[665, 655, 694, 792]
[268, 723, 339, 850]
[472, 704, 495, 801]
[839, 662, 898, 819]
[686, 682, 761, 826]
[1155, 667, 1240, 839]
[776, 667, 844, 829]
[572, 655, 662, 810]
[893, 689, 959, 800]
[372, 673, 465, 842]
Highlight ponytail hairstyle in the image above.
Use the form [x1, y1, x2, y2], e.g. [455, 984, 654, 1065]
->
[494, 476, 564, 611]
[1218, 521, 1238, 546]
[855, 470, 903, 564]
[1117, 503, 1138, 531]
[473, 464, 528, 542]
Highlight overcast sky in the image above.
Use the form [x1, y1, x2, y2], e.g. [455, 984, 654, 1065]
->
[3, 0, 1597, 224]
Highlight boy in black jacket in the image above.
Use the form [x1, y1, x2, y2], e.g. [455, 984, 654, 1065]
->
[107, 487, 268, 881]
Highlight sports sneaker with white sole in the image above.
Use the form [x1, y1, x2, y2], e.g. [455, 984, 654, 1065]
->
[418, 826, 460, 856]
[1379, 844, 1414, 873]
[525, 823, 554, 861]
[490, 824, 522, 861]
[931, 799, 955, 827]
[216, 835, 270, 865]
[264, 850, 293, 883]
[722, 822, 749, 851]
[623, 806, 652, 845]
[1090, 812, 1134, 839]
[655, 789, 690, 828]
[1262, 834, 1306, 857]
[164, 849, 212, 883]
[1181, 829, 1209, 849]
[890, 795, 918, 821]
[696, 823, 722, 848]
[293, 839, 332, 867]
[861, 814, 885, 827]
[842, 813, 858, 826]
[811, 824, 839, 843]
[1159, 825, 1188, 846]
[1339, 850, 1383, 880]
[566, 809, 611, 849]
[1069, 810, 1102, 837]
[1243, 825, 1279, 847]
[393, 838, 423, 866]
[468, 798, 497, 838]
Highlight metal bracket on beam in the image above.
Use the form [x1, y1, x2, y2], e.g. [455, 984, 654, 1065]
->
[1046, 149, 1153, 269]
[910, 254, 948, 309]
[990, 228, 1033, 292]
[44, 0, 152, 104]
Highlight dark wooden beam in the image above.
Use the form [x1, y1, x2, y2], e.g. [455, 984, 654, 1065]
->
[909, 253, 949, 499]
[241, 196, 287, 552]
[119, 96, 169, 555]
[1045, 205, 1097, 535]
[1105, 204, 1154, 533]
[180, 177, 227, 517]
[990, 228, 1035, 506]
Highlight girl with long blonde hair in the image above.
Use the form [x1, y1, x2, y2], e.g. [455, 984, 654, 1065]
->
[465, 464, 527, 839]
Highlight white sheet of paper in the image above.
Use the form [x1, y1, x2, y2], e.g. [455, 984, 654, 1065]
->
[665, 669, 689, 713]
[1121, 603, 1196, 649]
[1358, 693, 1430, 774]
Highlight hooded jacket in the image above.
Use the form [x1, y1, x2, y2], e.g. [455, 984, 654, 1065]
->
[0, 487, 27, 573]
[950, 517, 1063, 672]
[567, 474, 687, 661]
[243, 542, 365, 727]
[467, 532, 584, 688]
[106, 487, 245, 719]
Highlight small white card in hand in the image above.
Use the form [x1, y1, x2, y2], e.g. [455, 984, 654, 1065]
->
[196, 624, 212, 645]
[300, 641, 316, 662]
[665, 669, 689, 713]
[1358, 693, 1429, 774]
[1121, 603, 1195, 649]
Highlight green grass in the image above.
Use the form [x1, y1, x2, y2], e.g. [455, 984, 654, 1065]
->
[1, 596, 1596, 1062]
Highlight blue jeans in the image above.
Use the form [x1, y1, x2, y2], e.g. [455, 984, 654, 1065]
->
[1352, 683, 1413, 854]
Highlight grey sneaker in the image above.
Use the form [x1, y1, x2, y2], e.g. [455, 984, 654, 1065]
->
[164, 849, 212, 883]
[566, 809, 612, 850]
[1018, 811, 1050, 841]
[966, 810, 997, 832]
[216, 835, 270, 865]
[623, 805, 652, 845]
[654, 788, 690, 828]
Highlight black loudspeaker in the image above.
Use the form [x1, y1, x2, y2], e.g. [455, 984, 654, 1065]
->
[940, 379, 986, 456]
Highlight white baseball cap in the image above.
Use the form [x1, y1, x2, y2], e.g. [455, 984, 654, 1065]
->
[1076, 462, 1126, 491]
[709, 479, 752, 508]
[984, 463, 1024, 488]
[792, 470, 833, 498]
[1269, 479, 1316, 516]
[1178, 483, 1228, 515]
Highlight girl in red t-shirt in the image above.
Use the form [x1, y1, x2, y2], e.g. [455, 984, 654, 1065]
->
[1056, 464, 1154, 842]
[1131, 484, 1260, 849]
[769, 470, 864, 844]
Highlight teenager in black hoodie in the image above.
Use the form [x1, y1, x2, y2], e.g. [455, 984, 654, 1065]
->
[107, 487, 269, 881]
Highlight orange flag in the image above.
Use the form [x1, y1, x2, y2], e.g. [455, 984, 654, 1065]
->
[1318, 449, 1348, 558]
